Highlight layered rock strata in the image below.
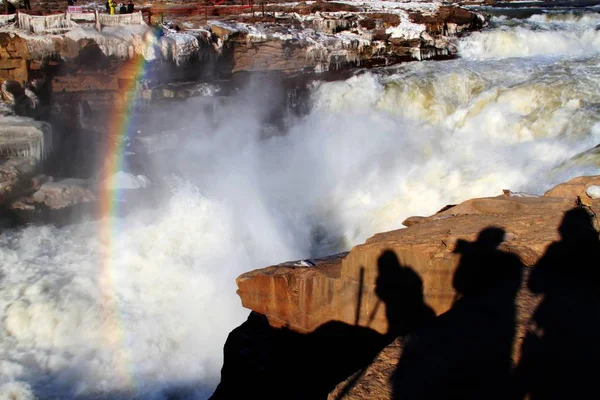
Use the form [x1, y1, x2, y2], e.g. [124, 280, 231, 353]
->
[0, 2, 487, 97]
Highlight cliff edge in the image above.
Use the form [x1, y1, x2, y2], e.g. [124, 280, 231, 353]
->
[215, 175, 600, 399]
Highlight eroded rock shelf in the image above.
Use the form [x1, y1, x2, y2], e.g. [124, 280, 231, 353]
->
[225, 175, 600, 399]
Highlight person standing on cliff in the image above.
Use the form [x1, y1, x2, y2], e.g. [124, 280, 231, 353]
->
[375, 251, 436, 337]
[23, 0, 31, 10]
[127, 0, 133, 13]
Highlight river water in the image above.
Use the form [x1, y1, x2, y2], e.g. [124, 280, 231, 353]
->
[2, 9, 600, 399]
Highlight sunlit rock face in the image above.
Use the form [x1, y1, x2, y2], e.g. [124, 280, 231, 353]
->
[235, 178, 597, 335]
[230, 176, 600, 399]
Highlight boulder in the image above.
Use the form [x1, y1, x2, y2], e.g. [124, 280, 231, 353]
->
[31, 178, 96, 209]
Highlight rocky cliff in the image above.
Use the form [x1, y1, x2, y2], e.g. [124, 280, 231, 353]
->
[215, 175, 600, 399]
[0, 2, 487, 99]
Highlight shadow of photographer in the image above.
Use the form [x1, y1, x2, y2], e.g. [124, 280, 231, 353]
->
[391, 227, 524, 400]
[513, 207, 600, 400]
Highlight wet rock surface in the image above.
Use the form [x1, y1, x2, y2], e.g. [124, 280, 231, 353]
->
[29, 178, 96, 209]
[0, 156, 38, 203]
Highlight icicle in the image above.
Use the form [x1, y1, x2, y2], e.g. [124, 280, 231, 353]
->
[0, 13, 16, 26]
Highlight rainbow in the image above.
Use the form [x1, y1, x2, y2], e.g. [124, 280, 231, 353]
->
[97, 52, 149, 390]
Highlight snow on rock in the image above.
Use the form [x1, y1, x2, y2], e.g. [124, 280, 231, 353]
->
[0, 1, 485, 73]
[65, 25, 150, 59]
[310, 12, 354, 34]
[305, 29, 374, 68]
[158, 33, 200, 65]
[1, 21, 206, 64]
[586, 185, 600, 199]
[337, 0, 440, 14]
[202, 0, 475, 70]
[386, 16, 426, 40]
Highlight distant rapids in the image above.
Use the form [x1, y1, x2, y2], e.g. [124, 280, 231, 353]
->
[2, 9, 600, 400]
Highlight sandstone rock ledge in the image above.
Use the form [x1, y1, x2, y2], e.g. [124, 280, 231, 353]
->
[227, 175, 600, 398]
[238, 177, 600, 334]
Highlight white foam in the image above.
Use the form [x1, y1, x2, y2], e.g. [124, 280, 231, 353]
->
[0, 382, 36, 400]
[0, 181, 306, 398]
[459, 13, 600, 59]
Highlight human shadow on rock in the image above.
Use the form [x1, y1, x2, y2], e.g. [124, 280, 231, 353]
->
[392, 227, 524, 400]
[513, 207, 600, 400]
[375, 250, 436, 338]
[210, 251, 434, 400]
